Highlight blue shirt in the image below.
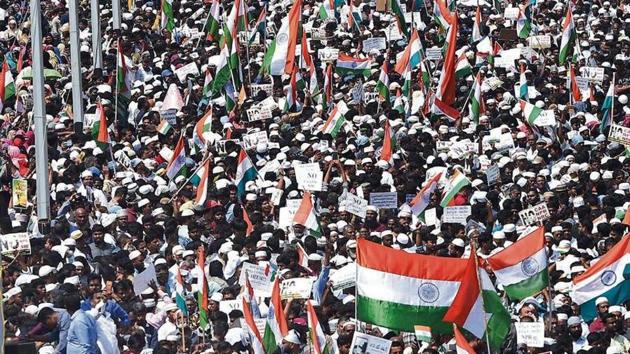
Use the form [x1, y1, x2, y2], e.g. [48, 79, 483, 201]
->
[80, 299, 130, 326]
[66, 310, 100, 354]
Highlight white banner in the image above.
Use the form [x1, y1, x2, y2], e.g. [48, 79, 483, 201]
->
[280, 278, 314, 300]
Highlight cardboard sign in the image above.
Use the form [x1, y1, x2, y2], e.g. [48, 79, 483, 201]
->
[369, 192, 398, 209]
[160, 109, 177, 125]
[579, 67, 605, 83]
[318, 48, 339, 61]
[442, 206, 471, 225]
[424, 208, 438, 227]
[567, 76, 590, 92]
[343, 192, 368, 218]
[311, 28, 329, 41]
[515, 322, 545, 348]
[133, 263, 157, 296]
[503, 7, 520, 20]
[238, 262, 273, 297]
[174, 62, 199, 83]
[12, 179, 28, 208]
[246, 106, 273, 122]
[386, 22, 403, 41]
[215, 139, 241, 155]
[0, 232, 31, 254]
[350, 332, 392, 354]
[486, 165, 500, 186]
[242, 131, 269, 151]
[280, 278, 314, 299]
[295, 163, 323, 191]
[425, 48, 443, 61]
[250, 84, 274, 97]
[534, 110, 557, 127]
[363, 38, 386, 53]
[329, 262, 356, 291]
[608, 124, 630, 147]
[519, 203, 551, 226]
[219, 299, 243, 315]
[527, 35, 551, 49]
[495, 133, 515, 151]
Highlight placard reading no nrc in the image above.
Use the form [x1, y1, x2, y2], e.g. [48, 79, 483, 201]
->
[0, 232, 31, 254]
[608, 124, 630, 147]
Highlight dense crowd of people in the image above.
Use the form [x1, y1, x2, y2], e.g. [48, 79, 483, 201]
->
[0, 0, 630, 353]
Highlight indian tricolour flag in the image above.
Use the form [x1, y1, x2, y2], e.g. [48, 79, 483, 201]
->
[318, 0, 335, 20]
[453, 325, 475, 354]
[599, 80, 615, 133]
[320, 101, 349, 138]
[376, 60, 390, 103]
[410, 172, 442, 216]
[571, 234, 630, 322]
[391, 0, 408, 36]
[175, 267, 189, 316]
[439, 169, 470, 207]
[157, 120, 172, 135]
[293, 191, 322, 235]
[414, 325, 432, 343]
[335, 53, 372, 77]
[433, 0, 454, 32]
[202, 70, 213, 97]
[0, 61, 15, 112]
[195, 159, 210, 207]
[284, 66, 298, 112]
[394, 29, 423, 74]
[520, 99, 543, 125]
[519, 63, 528, 100]
[356, 238, 468, 334]
[263, 278, 289, 354]
[205, 0, 221, 42]
[380, 119, 395, 164]
[193, 108, 213, 149]
[236, 149, 257, 200]
[243, 296, 265, 354]
[307, 300, 329, 354]
[517, 4, 532, 39]
[454, 52, 472, 80]
[443, 251, 511, 350]
[487, 227, 548, 300]
[264, 0, 302, 76]
[472, 6, 482, 42]
[161, 0, 175, 32]
[559, 6, 576, 65]
[470, 72, 483, 124]
[166, 135, 187, 180]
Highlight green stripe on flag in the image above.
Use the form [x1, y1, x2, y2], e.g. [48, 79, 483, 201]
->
[504, 270, 548, 301]
[357, 295, 454, 334]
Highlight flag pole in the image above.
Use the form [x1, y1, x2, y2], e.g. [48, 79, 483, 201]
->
[168, 154, 213, 203]
[197, 7, 212, 49]
[611, 72, 616, 124]
[470, 241, 493, 354]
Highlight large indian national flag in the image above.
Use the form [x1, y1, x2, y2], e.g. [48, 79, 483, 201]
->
[356, 238, 467, 334]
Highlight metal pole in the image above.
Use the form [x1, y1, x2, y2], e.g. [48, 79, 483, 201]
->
[31, 0, 51, 224]
[91, 0, 103, 70]
[112, 0, 122, 30]
[68, 0, 84, 134]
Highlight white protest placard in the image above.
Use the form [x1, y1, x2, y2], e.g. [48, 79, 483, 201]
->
[219, 299, 243, 315]
[484, 76, 504, 91]
[369, 192, 398, 209]
[436, 141, 452, 151]
[386, 22, 403, 41]
[567, 76, 590, 92]
[352, 84, 365, 104]
[425, 48, 443, 61]
[295, 163, 323, 191]
[495, 133, 515, 151]
[503, 7, 520, 20]
[238, 262, 273, 297]
[242, 131, 269, 151]
[279, 199, 302, 228]
[350, 332, 392, 354]
[442, 206, 471, 225]
[258, 96, 278, 111]
[189, 27, 202, 39]
[259, 159, 281, 176]
[534, 110, 557, 127]
[362, 38, 386, 53]
[364, 92, 379, 103]
[527, 35, 551, 49]
[515, 322, 545, 348]
[330, 263, 356, 291]
[424, 208, 438, 227]
[280, 278, 314, 300]
[342, 192, 368, 218]
[160, 109, 177, 126]
[0, 232, 30, 254]
[133, 263, 157, 296]
[318, 48, 339, 61]
[311, 28, 328, 40]
[215, 139, 241, 155]
[270, 188, 283, 206]
[246, 106, 273, 122]
[175, 62, 200, 83]
[250, 84, 274, 97]
[608, 124, 630, 147]
[486, 165, 500, 186]
[579, 66, 605, 83]
[519, 203, 551, 226]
